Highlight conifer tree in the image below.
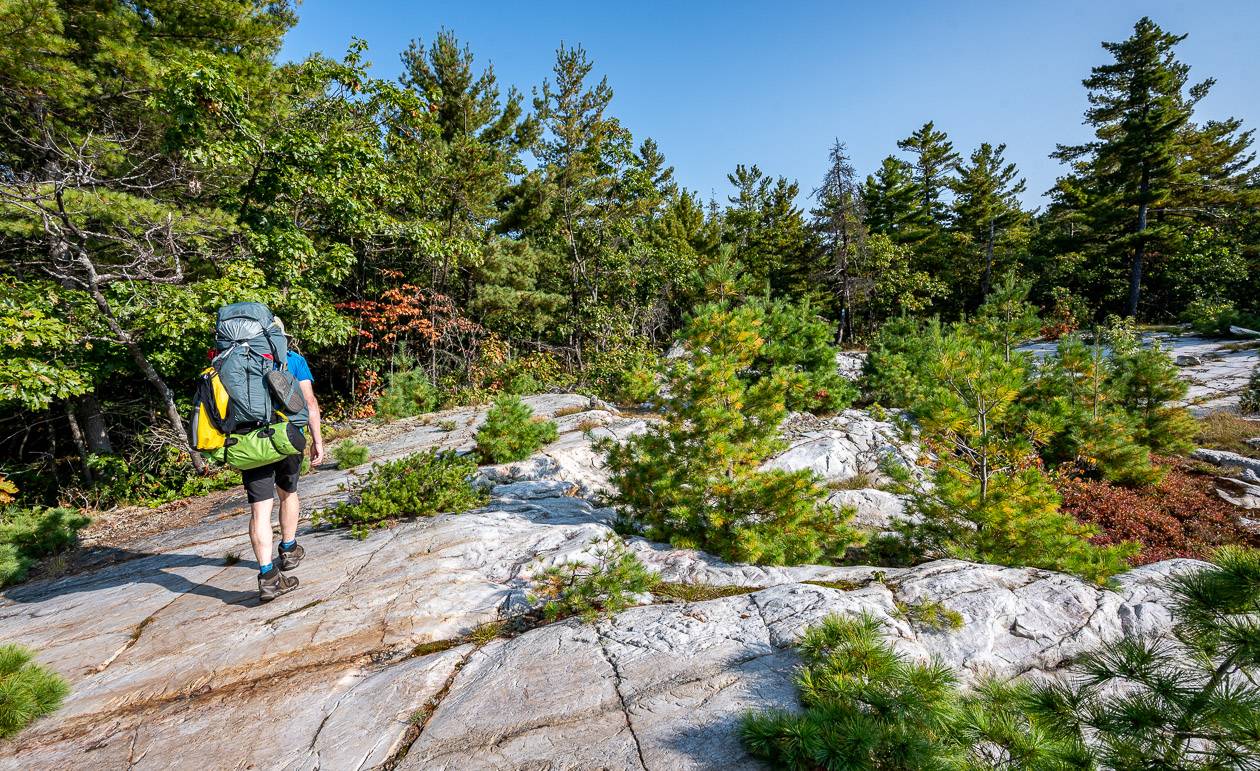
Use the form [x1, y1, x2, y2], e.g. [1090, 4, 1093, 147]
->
[897, 121, 961, 225]
[604, 303, 859, 566]
[723, 165, 814, 301]
[862, 156, 929, 245]
[950, 143, 1028, 300]
[1108, 343, 1196, 454]
[907, 330, 1138, 583]
[1030, 546, 1260, 769]
[1054, 17, 1203, 318]
[811, 141, 868, 342]
[1032, 334, 1161, 486]
[974, 274, 1041, 363]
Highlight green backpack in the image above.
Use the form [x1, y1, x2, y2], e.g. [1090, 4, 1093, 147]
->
[211, 420, 306, 471]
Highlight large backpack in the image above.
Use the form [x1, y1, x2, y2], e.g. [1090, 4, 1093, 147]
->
[212, 302, 289, 430]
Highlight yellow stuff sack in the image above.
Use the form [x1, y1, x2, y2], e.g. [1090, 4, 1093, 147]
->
[190, 365, 231, 452]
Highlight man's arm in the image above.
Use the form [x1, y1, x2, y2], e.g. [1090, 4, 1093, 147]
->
[300, 380, 324, 466]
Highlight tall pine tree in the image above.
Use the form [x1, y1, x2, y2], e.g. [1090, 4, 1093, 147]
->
[1053, 17, 1202, 318]
[950, 143, 1028, 302]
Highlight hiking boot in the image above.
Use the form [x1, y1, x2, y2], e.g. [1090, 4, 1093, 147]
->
[258, 568, 299, 602]
[277, 542, 305, 572]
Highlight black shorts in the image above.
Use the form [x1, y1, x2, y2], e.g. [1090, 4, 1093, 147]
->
[242, 453, 302, 503]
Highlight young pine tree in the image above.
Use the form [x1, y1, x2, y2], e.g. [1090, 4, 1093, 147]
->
[474, 395, 559, 464]
[909, 330, 1137, 583]
[741, 613, 1090, 770]
[750, 297, 857, 414]
[974, 274, 1041, 363]
[1109, 342, 1196, 455]
[1030, 546, 1260, 769]
[604, 303, 860, 566]
[1033, 334, 1162, 486]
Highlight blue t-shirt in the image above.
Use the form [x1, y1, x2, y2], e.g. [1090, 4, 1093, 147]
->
[288, 352, 313, 383]
[284, 352, 313, 427]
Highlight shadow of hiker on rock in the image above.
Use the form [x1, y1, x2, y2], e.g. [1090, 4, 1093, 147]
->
[2, 547, 261, 607]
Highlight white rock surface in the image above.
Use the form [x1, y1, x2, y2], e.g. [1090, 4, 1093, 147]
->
[765, 410, 922, 486]
[0, 395, 1206, 770]
[835, 351, 868, 381]
[827, 488, 911, 531]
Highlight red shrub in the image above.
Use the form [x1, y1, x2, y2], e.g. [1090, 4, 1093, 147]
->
[1057, 457, 1259, 565]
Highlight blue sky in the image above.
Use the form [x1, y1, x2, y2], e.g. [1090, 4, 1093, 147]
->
[278, 1, 1259, 210]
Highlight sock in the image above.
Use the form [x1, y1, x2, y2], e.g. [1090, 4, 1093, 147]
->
[259, 562, 275, 576]
[280, 539, 297, 552]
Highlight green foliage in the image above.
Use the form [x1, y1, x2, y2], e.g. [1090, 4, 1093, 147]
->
[312, 450, 486, 538]
[741, 613, 1085, 770]
[0, 644, 69, 739]
[1109, 343, 1196, 454]
[903, 328, 1139, 583]
[84, 450, 238, 509]
[0, 505, 90, 587]
[605, 303, 861, 566]
[752, 298, 857, 413]
[330, 440, 370, 469]
[1182, 298, 1241, 336]
[860, 316, 944, 408]
[375, 368, 440, 422]
[893, 599, 965, 632]
[474, 395, 559, 464]
[1030, 547, 1260, 769]
[974, 274, 1041, 362]
[529, 537, 655, 622]
[1242, 365, 1260, 415]
[1033, 334, 1162, 486]
[582, 340, 661, 405]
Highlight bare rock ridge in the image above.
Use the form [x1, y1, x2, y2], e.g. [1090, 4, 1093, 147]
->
[0, 390, 1227, 770]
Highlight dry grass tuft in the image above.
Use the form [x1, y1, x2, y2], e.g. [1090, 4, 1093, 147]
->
[1196, 411, 1260, 458]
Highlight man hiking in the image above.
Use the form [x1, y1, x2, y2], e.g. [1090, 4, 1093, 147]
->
[242, 317, 324, 601]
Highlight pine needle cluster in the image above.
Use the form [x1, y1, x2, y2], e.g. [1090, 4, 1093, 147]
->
[0, 644, 68, 739]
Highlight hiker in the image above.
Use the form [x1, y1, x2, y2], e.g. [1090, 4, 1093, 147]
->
[243, 316, 325, 601]
[190, 303, 327, 601]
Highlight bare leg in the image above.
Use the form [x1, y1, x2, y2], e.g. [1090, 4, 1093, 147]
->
[249, 498, 275, 568]
[277, 488, 300, 544]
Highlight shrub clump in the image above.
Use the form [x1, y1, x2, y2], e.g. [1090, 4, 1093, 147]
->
[1057, 457, 1258, 564]
[1242, 364, 1260, 415]
[582, 339, 661, 405]
[330, 439, 371, 469]
[0, 644, 69, 738]
[374, 367, 440, 421]
[605, 302, 861, 566]
[312, 450, 486, 538]
[0, 497, 90, 587]
[529, 537, 655, 622]
[474, 395, 558, 464]
[741, 613, 1085, 769]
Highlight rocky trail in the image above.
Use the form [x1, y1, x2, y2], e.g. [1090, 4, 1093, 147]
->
[2, 331, 1257, 770]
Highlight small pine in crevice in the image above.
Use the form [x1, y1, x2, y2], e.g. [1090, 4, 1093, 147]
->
[529, 537, 654, 622]
[474, 395, 558, 464]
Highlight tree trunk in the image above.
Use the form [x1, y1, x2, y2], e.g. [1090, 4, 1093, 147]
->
[63, 401, 93, 483]
[79, 393, 113, 454]
[74, 252, 206, 474]
[1128, 169, 1151, 318]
